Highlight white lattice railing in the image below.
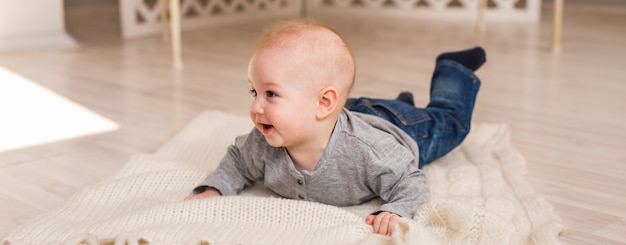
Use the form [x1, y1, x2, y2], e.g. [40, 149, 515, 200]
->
[120, 0, 302, 39]
[120, 0, 540, 39]
[306, 0, 541, 22]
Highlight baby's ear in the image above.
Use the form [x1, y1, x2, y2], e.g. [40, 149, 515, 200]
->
[316, 86, 338, 120]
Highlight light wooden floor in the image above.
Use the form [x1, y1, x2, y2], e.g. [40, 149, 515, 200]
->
[1, 4, 625, 244]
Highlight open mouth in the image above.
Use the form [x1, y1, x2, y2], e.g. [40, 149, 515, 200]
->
[260, 124, 273, 134]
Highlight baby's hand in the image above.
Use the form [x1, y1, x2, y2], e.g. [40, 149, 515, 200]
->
[184, 187, 222, 201]
[365, 211, 399, 236]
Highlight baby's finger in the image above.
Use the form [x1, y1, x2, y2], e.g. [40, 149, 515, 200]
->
[377, 213, 391, 235]
[365, 215, 375, 225]
[386, 215, 398, 236]
[372, 212, 388, 235]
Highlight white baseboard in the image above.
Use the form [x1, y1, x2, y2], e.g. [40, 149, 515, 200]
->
[0, 32, 79, 52]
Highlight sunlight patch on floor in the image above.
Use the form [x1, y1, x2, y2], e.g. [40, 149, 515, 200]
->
[0, 66, 119, 152]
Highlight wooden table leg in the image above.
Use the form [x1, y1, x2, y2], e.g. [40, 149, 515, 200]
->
[476, 0, 487, 33]
[170, 0, 183, 69]
[552, 0, 563, 53]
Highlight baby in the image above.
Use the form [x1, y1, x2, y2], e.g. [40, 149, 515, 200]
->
[186, 20, 486, 236]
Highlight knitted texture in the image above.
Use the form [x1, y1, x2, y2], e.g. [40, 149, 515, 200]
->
[2, 110, 563, 245]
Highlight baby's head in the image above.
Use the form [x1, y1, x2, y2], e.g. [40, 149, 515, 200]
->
[248, 20, 355, 148]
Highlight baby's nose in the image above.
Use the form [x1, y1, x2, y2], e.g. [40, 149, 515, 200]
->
[250, 99, 264, 114]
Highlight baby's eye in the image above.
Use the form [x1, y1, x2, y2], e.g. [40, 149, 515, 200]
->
[266, 91, 276, 98]
[249, 89, 257, 97]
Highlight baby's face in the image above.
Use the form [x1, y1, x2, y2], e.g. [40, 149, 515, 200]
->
[247, 47, 320, 148]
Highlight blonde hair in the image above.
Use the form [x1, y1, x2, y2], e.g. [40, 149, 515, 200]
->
[254, 20, 356, 105]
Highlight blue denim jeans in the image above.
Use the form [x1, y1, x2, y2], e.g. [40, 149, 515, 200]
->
[345, 60, 481, 168]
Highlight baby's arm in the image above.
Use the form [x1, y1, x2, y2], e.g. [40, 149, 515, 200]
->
[366, 211, 399, 236]
[365, 143, 430, 235]
[185, 130, 265, 200]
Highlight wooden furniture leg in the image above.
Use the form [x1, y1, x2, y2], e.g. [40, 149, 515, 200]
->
[476, 0, 487, 33]
[170, 0, 183, 69]
[552, 0, 563, 53]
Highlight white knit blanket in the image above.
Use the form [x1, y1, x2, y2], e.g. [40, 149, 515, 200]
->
[2, 111, 563, 245]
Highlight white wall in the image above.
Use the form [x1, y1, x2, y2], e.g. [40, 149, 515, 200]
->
[0, 0, 78, 52]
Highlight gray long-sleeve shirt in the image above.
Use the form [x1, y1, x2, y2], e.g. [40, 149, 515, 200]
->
[195, 109, 430, 218]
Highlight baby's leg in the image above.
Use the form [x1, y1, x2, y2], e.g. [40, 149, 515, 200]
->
[417, 58, 481, 165]
[345, 47, 484, 167]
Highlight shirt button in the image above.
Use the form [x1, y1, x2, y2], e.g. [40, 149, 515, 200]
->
[298, 194, 304, 199]
[297, 179, 303, 185]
